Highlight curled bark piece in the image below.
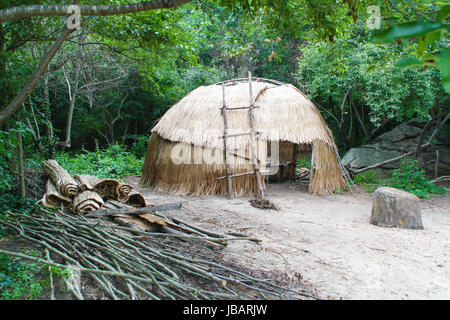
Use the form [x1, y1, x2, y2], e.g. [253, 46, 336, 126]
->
[112, 214, 160, 232]
[73, 190, 104, 215]
[41, 159, 79, 197]
[94, 179, 119, 200]
[41, 194, 60, 208]
[73, 174, 101, 191]
[117, 183, 133, 202]
[42, 179, 71, 207]
[126, 190, 146, 207]
[139, 213, 169, 227]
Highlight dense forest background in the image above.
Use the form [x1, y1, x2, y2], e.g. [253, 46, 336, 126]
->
[0, 0, 449, 198]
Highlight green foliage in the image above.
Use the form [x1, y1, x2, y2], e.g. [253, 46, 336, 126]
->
[55, 143, 144, 180]
[385, 158, 445, 198]
[0, 163, 15, 195]
[0, 194, 38, 217]
[130, 135, 149, 159]
[295, 25, 448, 149]
[352, 160, 445, 197]
[0, 253, 44, 300]
[353, 169, 383, 192]
[373, 3, 450, 92]
[0, 124, 31, 194]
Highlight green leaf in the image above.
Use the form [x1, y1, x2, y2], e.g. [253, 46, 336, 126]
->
[373, 21, 446, 42]
[437, 49, 450, 93]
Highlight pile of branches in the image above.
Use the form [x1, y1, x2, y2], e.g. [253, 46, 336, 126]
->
[0, 207, 314, 300]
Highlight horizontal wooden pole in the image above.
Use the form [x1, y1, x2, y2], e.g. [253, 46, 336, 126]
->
[219, 131, 260, 138]
[86, 202, 182, 218]
[216, 170, 270, 180]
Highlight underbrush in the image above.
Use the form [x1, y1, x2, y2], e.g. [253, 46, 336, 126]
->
[56, 143, 144, 180]
[0, 249, 70, 300]
[353, 158, 446, 198]
[0, 251, 44, 300]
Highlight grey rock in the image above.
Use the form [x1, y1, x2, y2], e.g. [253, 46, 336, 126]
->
[342, 119, 450, 175]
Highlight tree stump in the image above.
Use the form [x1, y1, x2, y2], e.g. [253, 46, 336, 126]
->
[370, 187, 423, 230]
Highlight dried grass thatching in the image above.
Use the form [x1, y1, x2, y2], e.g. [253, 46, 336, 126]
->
[141, 79, 345, 196]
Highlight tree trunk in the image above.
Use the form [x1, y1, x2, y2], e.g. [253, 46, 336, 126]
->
[371, 187, 423, 229]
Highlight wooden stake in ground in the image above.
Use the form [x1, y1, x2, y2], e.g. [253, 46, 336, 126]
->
[221, 83, 233, 198]
[248, 71, 264, 199]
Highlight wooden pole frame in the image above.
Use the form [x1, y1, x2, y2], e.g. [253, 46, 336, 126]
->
[248, 71, 265, 198]
[221, 84, 233, 198]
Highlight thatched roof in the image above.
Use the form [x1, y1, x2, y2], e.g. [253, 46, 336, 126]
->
[142, 79, 346, 196]
[152, 81, 334, 150]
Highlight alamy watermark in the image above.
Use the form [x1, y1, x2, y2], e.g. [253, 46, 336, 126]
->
[67, 5, 81, 30]
[167, 121, 280, 174]
[367, 5, 382, 30]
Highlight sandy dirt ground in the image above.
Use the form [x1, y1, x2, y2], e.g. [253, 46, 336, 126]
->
[126, 176, 450, 300]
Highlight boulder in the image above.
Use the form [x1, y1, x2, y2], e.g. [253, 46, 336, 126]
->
[342, 119, 450, 175]
[370, 187, 423, 230]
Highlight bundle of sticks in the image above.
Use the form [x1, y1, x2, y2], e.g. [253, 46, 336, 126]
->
[0, 207, 314, 300]
[40, 160, 146, 214]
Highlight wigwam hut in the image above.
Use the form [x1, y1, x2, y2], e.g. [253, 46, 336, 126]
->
[140, 77, 345, 196]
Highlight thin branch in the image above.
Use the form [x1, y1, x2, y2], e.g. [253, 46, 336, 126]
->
[0, 25, 75, 126]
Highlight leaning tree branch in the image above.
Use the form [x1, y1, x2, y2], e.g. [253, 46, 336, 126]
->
[0, 0, 192, 23]
[0, 26, 75, 127]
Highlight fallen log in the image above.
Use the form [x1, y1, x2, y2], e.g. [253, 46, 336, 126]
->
[431, 175, 450, 183]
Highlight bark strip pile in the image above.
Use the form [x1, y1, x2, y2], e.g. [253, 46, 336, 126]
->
[40, 160, 147, 214]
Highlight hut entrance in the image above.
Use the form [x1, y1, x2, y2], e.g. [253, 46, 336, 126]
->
[266, 141, 312, 183]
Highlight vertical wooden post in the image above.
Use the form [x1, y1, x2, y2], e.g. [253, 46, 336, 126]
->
[435, 149, 439, 179]
[248, 71, 264, 198]
[221, 84, 233, 198]
[17, 130, 25, 199]
[309, 143, 315, 188]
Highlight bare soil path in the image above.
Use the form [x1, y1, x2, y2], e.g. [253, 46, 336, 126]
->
[125, 176, 450, 300]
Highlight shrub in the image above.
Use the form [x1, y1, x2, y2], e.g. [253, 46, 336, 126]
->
[353, 169, 383, 192]
[56, 143, 144, 180]
[0, 253, 44, 300]
[0, 165, 15, 195]
[130, 135, 149, 159]
[384, 158, 445, 198]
